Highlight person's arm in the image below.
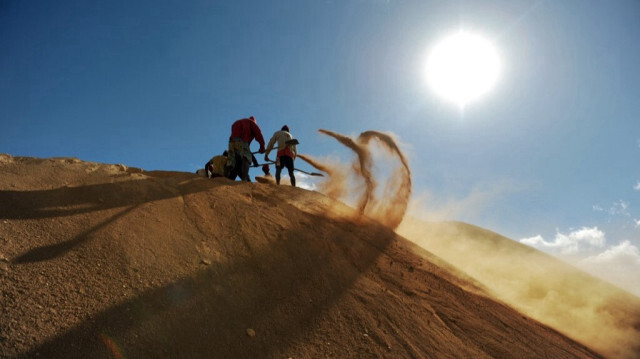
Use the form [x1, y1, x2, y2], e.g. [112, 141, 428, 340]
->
[251, 122, 266, 153]
[290, 133, 297, 159]
[264, 133, 277, 161]
[291, 143, 297, 159]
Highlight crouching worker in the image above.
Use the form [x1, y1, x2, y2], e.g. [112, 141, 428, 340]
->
[264, 125, 297, 187]
[205, 151, 228, 178]
[226, 116, 266, 181]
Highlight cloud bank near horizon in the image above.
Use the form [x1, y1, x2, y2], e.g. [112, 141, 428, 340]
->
[520, 226, 640, 296]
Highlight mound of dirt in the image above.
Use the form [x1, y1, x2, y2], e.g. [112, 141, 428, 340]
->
[398, 219, 640, 359]
[1, 155, 603, 358]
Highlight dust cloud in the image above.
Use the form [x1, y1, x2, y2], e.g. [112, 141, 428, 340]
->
[299, 128, 640, 358]
[359, 131, 412, 229]
[396, 219, 640, 359]
[316, 129, 376, 214]
[296, 154, 347, 200]
[299, 129, 411, 229]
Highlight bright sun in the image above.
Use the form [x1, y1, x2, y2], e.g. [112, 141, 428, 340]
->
[426, 31, 501, 106]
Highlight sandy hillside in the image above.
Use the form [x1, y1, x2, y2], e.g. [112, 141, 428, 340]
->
[0, 154, 606, 358]
[398, 219, 640, 359]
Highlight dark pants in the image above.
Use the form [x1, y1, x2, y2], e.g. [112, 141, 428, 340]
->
[225, 154, 251, 182]
[226, 138, 253, 182]
[276, 156, 295, 187]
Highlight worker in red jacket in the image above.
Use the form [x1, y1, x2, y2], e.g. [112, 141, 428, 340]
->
[226, 116, 266, 182]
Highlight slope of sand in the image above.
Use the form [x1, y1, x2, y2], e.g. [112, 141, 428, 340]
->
[0, 154, 604, 358]
[398, 219, 640, 359]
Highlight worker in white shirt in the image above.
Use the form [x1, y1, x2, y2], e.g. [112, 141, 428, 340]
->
[264, 125, 297, 187]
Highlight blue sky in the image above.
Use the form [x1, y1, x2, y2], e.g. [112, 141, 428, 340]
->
[2, 1, 639, 293]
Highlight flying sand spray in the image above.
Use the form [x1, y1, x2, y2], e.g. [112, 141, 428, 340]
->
[299, 129, 412, 229]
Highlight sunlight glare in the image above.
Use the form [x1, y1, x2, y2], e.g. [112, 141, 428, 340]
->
[426, 31, 501, 107]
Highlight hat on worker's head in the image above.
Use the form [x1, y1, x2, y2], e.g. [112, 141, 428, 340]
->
[281, 125, 289, 132]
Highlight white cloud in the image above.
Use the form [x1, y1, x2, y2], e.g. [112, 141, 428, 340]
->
[580, 240, 640, 265]
[520, 227, 605, 254]
[290, 173, 318, 191]
[609, 200, 630, 216]
[634, 182, 640, 191]
[578, 240, 640, 296]
[522, 229, 640, 295]
[520, 234, 547, 246]
[635, 219, 640, 228]
[593, 200, 631, 217]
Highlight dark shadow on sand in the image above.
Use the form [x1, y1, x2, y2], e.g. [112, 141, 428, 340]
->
[0, 172, 233, 220]
[16, 192, 396, 358]
[5, 173, 243, 264]
[11, 205, 140, 263]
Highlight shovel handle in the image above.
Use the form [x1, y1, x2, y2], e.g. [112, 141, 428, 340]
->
[251, 139, 299, 154]
[294, 168, 324, 177]
[251, 162, 275, 167]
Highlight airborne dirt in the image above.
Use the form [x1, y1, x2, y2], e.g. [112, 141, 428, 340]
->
[0, 153, 617, 358]
[397, 219, 640, 359]
[301, 129, 412, 229]
[302, 129, 640, 358]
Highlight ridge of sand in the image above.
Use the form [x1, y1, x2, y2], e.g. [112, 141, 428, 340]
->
[398, 218, 640, 358]
[0, 154, 606, 358]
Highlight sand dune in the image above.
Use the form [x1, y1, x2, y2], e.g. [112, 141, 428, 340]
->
[301, 128, 640, 358]
[398, 219, 640, 359]
[0, 154, 611, 358]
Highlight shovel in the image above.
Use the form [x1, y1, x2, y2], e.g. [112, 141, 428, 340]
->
[252, 162, 323, 177]
[294, 168, 324, 177]
[251, 161, 275, 167]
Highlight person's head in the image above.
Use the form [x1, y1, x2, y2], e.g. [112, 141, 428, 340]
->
[281, 125, 289, 132]
[223, 150, 228, 157]
[249, 116, 256, 123]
